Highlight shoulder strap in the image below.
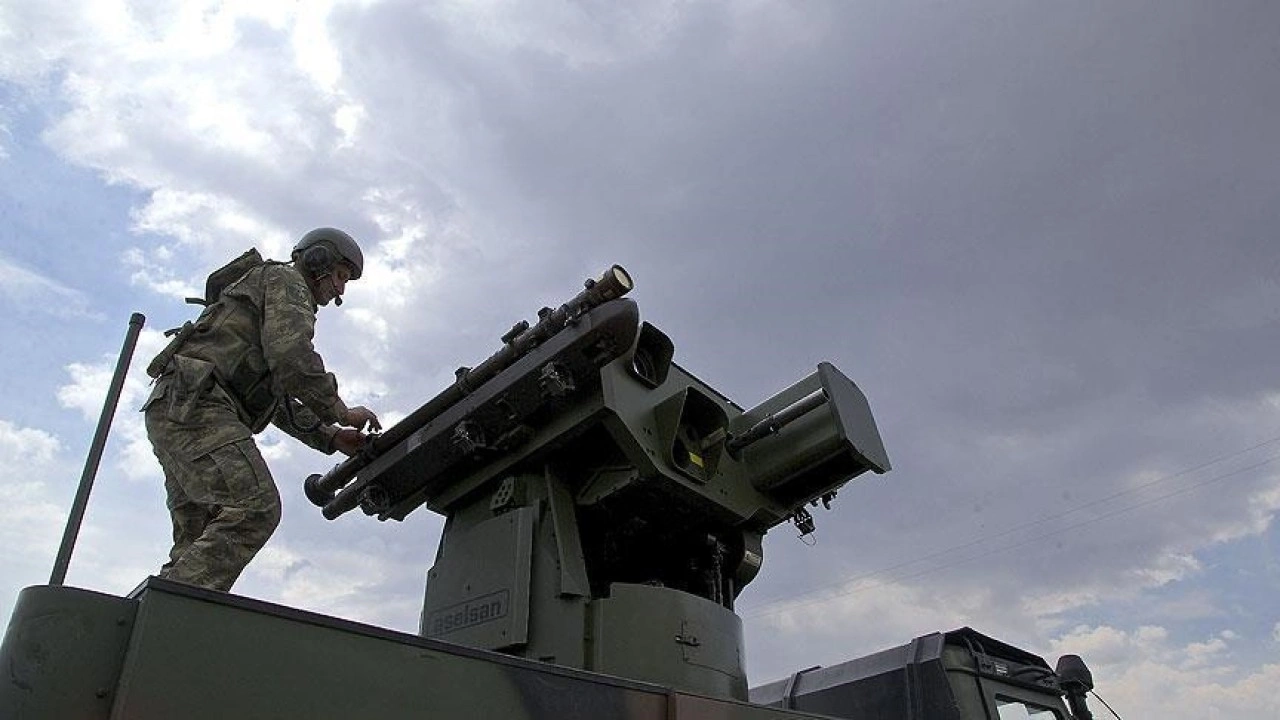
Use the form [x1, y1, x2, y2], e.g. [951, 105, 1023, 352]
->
[187, 248, 266, 306]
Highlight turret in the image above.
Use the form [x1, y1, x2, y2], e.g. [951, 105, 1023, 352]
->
[306, 266, 890, 699]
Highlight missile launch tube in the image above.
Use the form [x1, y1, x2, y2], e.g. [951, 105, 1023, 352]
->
[304, 265, 633, 509]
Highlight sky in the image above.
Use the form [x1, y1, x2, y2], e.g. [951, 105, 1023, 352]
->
[1, 1, 1278, 717]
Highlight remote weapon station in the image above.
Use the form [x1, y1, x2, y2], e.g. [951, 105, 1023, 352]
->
[3, 266, 1098, 719]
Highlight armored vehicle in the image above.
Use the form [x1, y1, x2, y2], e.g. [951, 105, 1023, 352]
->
[2, 266, 1099, 719]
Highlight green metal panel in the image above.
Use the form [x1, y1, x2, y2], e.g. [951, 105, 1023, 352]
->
[817, 363, 890, 475]
[101, 579, 830, 720]
[545, 472, 590, 599]
[522, 477, 592, 668]
[672, 693, 836, 719]
[112, 580, 668, 720]
[751, 628, 1072, 720]
[0, 585, 136, 720]
[422, 506, 534, 649]
[590, 583, 747, 701]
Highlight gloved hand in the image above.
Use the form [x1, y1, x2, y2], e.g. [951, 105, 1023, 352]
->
[332, 428, 370, 457]
[341, 405, 382, 432]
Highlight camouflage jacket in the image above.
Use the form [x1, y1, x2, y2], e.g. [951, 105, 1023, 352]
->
[146, 262, 349, 455]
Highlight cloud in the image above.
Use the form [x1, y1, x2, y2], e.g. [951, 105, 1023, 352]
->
[247, 540, 424, 628]
[0, 346, 172, 615]
[1049, 625, 1280, 720]
[744, 579, 987, 680]
[0, 419, 61, 462]
[1, 0, 473, 413]
[0, 420, 72, 599]
[4, 4, 1280, 719]
[56, 327, 169, 482]
[739, 405, 1280, 625]
[0, 253, 100, 319]
[2, 2, 389, 255]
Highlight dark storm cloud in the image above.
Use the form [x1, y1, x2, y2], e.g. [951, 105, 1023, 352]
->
[1, 0, 1276, 702]
[328, 0, 1280, 632]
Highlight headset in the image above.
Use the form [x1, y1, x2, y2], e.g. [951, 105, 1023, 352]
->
[299, 242, 345, 306]
[301, 243, 338, 278]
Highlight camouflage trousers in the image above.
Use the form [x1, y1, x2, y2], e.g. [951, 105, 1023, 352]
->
[143, 374, 281, 592]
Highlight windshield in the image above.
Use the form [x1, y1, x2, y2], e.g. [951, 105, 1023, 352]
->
[996, 696, 1061, 720]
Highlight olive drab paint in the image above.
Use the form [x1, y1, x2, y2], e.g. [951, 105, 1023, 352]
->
[428, 590, 510, 636]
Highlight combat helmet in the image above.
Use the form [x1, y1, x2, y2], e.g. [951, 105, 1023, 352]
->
[294, 227, 364, 280]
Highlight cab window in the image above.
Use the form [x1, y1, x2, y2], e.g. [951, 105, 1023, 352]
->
[996, 696, 1061, 720]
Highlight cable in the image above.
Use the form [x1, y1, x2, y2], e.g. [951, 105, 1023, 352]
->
[1090, 689, 1124, 719]
[744, 451, 1280, 618]
[741, 450, 1280, 619]
[739, 433, 1280, 613]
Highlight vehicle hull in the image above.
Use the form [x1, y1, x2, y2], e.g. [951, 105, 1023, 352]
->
[1, 579, 829, 720]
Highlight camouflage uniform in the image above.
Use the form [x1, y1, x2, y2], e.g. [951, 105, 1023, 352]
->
[142, 262, 350, 591]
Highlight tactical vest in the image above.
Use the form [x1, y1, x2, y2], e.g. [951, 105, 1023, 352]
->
[178, 267, 281, 431]
[150, 259, 295, 432]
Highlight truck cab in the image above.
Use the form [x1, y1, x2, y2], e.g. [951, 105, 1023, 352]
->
[752, 627, 1082, 719]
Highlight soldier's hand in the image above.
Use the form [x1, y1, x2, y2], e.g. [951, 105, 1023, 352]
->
[341, 406, 382, 432]
[331, 428, 368, 457]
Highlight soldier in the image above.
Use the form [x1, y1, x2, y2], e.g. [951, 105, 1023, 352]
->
[141, 228, 382, 591]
